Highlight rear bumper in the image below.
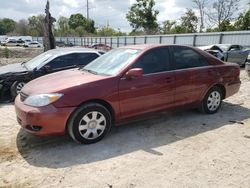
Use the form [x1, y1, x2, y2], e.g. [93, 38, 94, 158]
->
[15, 95, 75, 136]
[225, 81, 241, 98]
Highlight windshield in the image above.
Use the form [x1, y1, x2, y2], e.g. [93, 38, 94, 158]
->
[216, 44, 230, 51]
[24, 51, 54, 70]
[83, 48, 141, 76]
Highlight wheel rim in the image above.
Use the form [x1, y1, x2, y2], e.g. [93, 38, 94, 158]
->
[16, 82, 26, 94]
[207, 91, 221, 111]
[78, 111, 106, 140]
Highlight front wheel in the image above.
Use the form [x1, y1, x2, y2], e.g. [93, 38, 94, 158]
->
[200, 86, 222, 114]
[67, 103, 112, 144]
[10, 81, 26, 98]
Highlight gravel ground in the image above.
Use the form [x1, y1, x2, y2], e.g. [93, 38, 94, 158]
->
[0, 69, 249, 188]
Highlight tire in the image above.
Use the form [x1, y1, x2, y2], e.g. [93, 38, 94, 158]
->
[200, 86, 222, 114]
[67, 103, 112, 144]
[10, 81, 26, 98]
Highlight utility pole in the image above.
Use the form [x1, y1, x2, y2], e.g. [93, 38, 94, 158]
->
[87, 0, 89, 19]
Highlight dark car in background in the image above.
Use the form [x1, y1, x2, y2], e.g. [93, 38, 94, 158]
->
[0, 48, 103, 102]
[90, 43, 112, 51]
[199, 44, 249, 66]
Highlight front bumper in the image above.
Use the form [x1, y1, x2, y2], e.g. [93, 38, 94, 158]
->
[15, 94, 75, 136]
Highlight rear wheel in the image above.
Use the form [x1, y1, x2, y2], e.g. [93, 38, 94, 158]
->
[200, 86, 222, 114]
[67, 103, 112, 144]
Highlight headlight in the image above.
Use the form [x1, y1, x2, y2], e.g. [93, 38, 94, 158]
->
[24, 93, 63, 107]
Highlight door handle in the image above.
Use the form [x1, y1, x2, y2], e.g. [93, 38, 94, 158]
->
[165, 77, 173, 83]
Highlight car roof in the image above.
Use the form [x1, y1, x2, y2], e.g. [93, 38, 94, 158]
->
[120, 44, 200, 51]
[46, 47, 102, 55]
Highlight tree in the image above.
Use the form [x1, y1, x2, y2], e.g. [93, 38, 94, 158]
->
[234, 4, 250, 30]
[43, 0, 56, 51]
[161, 20, 176, 34]
[56, 16, 70, 36]
[14, 19, 29, 36]
[97, 26, 126, 36]
[126, 0, 159, 34]
[206, 0, 240, 31]
[0, 18, 16, 35]
[28, 15, 45, 36]
[68, 13, 96, 34]
[192, 0, 208, 32]
[180, 9, 199, 33]
[69, 13, 86, 29]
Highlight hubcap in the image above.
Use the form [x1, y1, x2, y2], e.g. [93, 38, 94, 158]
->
[207, 91, 221, 111]
[16, 82, 26, 94]
[78, 111, 106, 140]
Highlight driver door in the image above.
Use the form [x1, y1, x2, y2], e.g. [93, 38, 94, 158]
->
[118, 47, 175, 119]
[227, 45, 245, 63]
[45, 53, 78, 73]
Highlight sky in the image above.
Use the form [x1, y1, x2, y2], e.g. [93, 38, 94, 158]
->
[0, 0, 249, 32]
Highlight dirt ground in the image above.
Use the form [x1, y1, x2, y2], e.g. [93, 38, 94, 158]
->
[0, 47, 43, 66]
[0, 59, 250, 187]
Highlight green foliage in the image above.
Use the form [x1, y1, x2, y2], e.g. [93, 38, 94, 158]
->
[0, 18, 16, 35]
[68, 13, 96, 35]
[55, 16, 71, 36]
[97, 27, 126, 36]
[234, 9, 250, 30]
[126, 0, 159, 34]
[69, 13, 86, 29]
[14, 19, 29, 36]
[160, 9, 198, 34]
[3, 47, 11, 58]
[28, 15, 45, 36]
[161, 20, 176, 34]
[179, 9, 198, 33]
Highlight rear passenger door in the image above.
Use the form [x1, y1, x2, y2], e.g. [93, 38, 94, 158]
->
[171, 46, 211, 105]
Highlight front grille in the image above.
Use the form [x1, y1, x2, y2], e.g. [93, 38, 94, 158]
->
[20, 92, 29, 102]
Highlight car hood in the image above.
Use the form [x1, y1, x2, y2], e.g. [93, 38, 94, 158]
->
[0, 63, 27, 75]
[22, 69, 107, 95]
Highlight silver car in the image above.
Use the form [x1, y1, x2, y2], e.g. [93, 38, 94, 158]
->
[199, 44, 250, 66]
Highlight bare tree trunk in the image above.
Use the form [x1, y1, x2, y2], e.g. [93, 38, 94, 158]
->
[193, 0, 207, 32]
[43, 0, 56, 52]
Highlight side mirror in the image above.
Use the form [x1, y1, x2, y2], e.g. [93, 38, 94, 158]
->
[125, 68, 143, 80]
[43, 65, 52, 73]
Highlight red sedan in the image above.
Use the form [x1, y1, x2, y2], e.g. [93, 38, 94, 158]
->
[15, 45, 241, 144]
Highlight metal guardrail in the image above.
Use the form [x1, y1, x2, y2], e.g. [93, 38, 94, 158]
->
[33, 30, 250, 48]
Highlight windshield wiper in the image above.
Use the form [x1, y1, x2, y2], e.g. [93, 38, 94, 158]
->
[83, 69, 99, 75]
[21, 62, 28, 70]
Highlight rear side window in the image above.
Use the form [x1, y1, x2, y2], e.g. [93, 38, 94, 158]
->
[77, 53, 99, 66]
[173, 47, 209, 69]
[132, 47, 171, 74]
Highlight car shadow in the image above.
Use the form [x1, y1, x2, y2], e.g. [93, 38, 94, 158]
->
[16, 102, 250, 168]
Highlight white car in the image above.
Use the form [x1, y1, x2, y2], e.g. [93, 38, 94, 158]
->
[24, 41, 42, 48]
[1, 39, 18, 47]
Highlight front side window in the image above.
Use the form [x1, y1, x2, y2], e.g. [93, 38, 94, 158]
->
[132, 47, 171, 74]
[47, 53, 77, 69]
[173, 47, 209, 70]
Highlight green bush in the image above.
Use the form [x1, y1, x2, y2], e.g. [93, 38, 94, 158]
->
[3, 47, 11, 58]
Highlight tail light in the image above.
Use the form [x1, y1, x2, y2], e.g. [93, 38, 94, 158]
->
[236, 65, 240, 77]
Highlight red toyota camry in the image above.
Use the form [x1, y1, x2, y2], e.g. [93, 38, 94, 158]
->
[15, 45, 241, 144]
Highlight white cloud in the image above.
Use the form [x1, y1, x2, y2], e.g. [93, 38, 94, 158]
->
[0, 0, 248, 33]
